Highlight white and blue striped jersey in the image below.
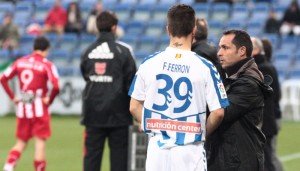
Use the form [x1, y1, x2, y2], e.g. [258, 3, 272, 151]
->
[129, 47, 229, 149]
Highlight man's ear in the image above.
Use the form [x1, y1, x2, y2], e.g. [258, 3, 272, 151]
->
[112, 25, 117, 33]
[239, 46, 246, 57]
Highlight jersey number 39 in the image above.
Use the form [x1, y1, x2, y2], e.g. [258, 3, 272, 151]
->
[152, 74, 192, 113]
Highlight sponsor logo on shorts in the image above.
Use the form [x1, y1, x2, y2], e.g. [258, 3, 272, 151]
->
[146, 118, 201, 134]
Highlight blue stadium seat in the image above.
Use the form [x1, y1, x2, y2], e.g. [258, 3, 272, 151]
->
[119, 35, 138, 52]
[250, 2, 270, 21]
[158, 0, 178, 6]
[246, 20, 264, 36]
[134, 50, 148, 66]
[79, 2, 95, 21]
[0, 49, 11, 63]
[131, 4, 153, 21]
[225, 20, 245, 30]
[273, 50, 293, 70]
[273, 5, 288, 20]
[193, 3, 210, 20]
[289, 69, 300, 79]
[70, 49, 81, 67]
[210, 3, 230, 21]
[119, 0, 139, 5]
[114, 4, 133, 22]
[57, 33, 79, 51]
[144, 21, 165, 37]
[157, 35, 169, 51]
[279, 35, 298, 52]
[0, 2, 14, 13]
[231, 3, 250, 21]
[178, 0, 194, 5]
[125, 20, 145, 36]
[136, 36, 157, 54]
[152, 4, 169, 21]
[33, 4, 52, 22]
[56, 66, 75, 76]
[208, 20, 224, 38]
[19, 35, 36, 51]
[48, 49, 72, 66]
[139, 0, 157, 5]
[44, 33, 59, 49]
[78, 34, 96, 51]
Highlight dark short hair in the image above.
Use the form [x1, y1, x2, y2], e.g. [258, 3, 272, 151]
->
[194, 18, 208, 41]
[167, 4, 195, 37]
[223, 29, 253, 57]
[261, 38, 272, 62]
[33, 36, 50, 51]
[96, 11, 118, 32]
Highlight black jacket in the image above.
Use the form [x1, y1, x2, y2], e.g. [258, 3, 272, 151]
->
[207, 58, 272, 171]
[254, 54, 279, 137]
[80, 32, 137, 127]
[192, 39, 226, 80]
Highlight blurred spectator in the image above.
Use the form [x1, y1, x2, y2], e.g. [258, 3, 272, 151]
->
[65, 2, 83, 35]
[192, 18, 226, 80]
[261, 38, 284, 171]
[213, 0, 234, 5]
[42, 0, 67, 36]
[280, 0, 300, 36]
[251, 37, 278, 171]
[265, 10, 281, 34]
[26, 23, 42, 36]
[0, 13, 20, 50]
[86, 2, 124, 38]
[195, 0, 207, 2]
[86, 2, 104, 35]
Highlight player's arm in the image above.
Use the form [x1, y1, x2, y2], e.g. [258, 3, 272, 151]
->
[46, 65, 60, 105]
[0, 64, 19, 103]
[206, 108, 224, 137]
[129, 98, 144, 123]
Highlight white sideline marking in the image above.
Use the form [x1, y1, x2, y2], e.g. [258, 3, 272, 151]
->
[280, 152, 300, 162]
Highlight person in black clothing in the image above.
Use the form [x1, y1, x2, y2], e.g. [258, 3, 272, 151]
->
[261, 38, 284, 171]
[207, 30, 272, 171]
[192, 18, 226, 80]
[251, 37, 279, 171]
[264, 10, 281, 34]
[80, 11, 137, 171]
[280, 0, 300, 35]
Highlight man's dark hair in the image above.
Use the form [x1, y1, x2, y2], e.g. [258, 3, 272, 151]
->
[167, 4, 195, 37]
[261, 38, 272, 62]
[223, 29, 253, 57]
[33, 36, 50, 51]
[194, 18, 208, 41]
[96, 11, 118, 32]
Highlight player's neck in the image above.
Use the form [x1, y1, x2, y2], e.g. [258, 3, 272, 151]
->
[34, 50, 46, 58]
[169, 36, 192, 51]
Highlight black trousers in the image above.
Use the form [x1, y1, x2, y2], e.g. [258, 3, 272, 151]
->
[83, 126, 129, 171]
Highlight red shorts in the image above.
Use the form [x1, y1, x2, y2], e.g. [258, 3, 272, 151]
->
[16, 116, 51, 141]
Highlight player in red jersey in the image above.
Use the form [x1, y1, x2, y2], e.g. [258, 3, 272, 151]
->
[0, 36, 60, 171]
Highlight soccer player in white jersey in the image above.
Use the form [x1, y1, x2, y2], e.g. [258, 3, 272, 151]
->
[0, 36, 60, 171]
[129, 4, 229, 171]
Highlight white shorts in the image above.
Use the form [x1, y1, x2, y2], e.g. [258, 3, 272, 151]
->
[146, 136, 207, 171]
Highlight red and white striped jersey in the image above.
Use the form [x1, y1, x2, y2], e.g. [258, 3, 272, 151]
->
[0, 53, 60, 119]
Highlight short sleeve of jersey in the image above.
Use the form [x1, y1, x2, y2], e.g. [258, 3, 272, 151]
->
[204, 63, 229, 111]
[128, 66, 146, 101]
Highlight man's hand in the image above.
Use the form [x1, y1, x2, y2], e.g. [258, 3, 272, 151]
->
[13, 96, 20, 104]
[43, 97, 50, 105]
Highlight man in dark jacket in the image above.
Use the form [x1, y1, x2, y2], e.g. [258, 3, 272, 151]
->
[192, 18, 226, 80]
[80, 11, 137, 171]
[207, 29, 272, 171]
[251, 37, 279, 171]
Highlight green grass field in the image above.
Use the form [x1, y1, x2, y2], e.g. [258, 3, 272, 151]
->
[0, 115, 300, 171]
